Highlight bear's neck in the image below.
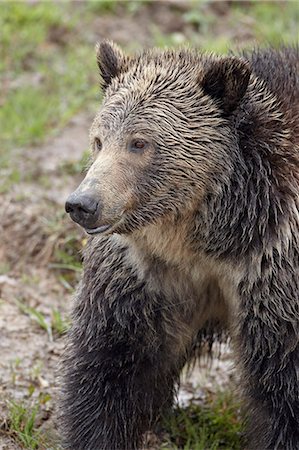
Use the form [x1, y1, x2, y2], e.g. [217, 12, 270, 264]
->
[191, 77, 298, 261]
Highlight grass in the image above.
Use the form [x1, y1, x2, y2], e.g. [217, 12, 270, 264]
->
[7, 400, 41, 449]
[1, 41, 98, 151]
[5, 392, 54, 450]
[0, 2, 99, 153]
[153, 1, 299, 52]
[52, 308, 71, 335]
[243, 1, 299, 46]
[4, 386, 240, 450]
[162, 392, 242, 450]
[16, 300, 70, 341]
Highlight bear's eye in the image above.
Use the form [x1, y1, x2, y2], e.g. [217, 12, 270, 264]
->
[129, 139, 148, 153]
[94, 138, 102, 152]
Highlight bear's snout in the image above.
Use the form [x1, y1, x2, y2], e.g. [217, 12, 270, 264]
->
[65, 191, 100, 230]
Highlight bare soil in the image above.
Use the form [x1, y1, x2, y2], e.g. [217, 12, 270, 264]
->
[0, 113, 91, 449]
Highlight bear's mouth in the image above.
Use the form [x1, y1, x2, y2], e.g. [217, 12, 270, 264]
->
[85, 224, 112, 235]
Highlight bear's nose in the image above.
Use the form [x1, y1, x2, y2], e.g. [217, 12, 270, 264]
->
[65, 192, 99, 227]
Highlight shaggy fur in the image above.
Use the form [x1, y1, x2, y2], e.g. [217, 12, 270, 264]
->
[62, 43, 299, 450]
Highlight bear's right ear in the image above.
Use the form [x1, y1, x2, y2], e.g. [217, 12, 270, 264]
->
[201, 56, 251, 116]
[96, 40, 128, 90]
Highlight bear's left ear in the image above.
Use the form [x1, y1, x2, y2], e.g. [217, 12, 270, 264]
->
[201, 57, 251, 116]
[96, 40, 128, 90]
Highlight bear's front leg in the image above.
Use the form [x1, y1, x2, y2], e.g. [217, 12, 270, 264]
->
[237, 257, 299, 450]
[61, 238, 193, 450]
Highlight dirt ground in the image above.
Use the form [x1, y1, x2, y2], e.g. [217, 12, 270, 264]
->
[0, 113, 92, 449]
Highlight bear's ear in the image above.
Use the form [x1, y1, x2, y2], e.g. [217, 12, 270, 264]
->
[201, 57, 251, 116]
[96, 40, 127, 90]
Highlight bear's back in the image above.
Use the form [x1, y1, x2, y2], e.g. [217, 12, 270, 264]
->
[248, 47, 299, 121]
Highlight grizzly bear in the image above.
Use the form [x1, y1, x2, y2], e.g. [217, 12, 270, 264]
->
[63, 41, 299, 450]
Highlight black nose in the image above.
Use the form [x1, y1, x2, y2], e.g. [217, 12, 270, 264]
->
[65, 192, 99, 226]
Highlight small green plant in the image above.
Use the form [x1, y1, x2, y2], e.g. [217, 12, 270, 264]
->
[16, 300, 53, 341]
[30, 362, 43, 382]
[10, 357, 22, 385]
[7, 400, 41, 449]
[6, 392, 53, 450]
[162, 391, 242, 449]
[52, 308, 71, 335]
[16, 300, 70, 340]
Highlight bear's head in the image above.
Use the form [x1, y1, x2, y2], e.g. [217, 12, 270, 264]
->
[65, 41, 251, 236]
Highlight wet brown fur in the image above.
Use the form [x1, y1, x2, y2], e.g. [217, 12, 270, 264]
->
[61, 43, 299, 450]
